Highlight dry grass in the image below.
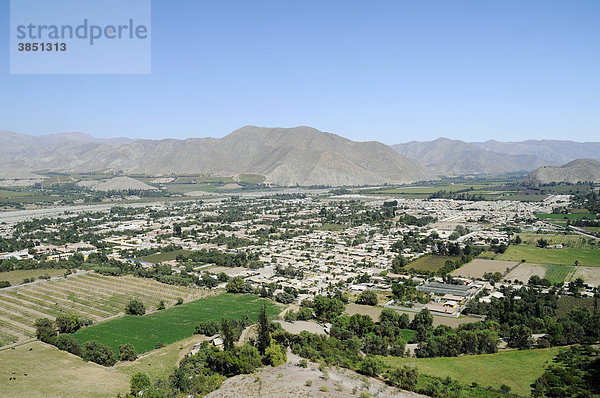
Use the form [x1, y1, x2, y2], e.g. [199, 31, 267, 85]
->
[0, 341, 129, 398]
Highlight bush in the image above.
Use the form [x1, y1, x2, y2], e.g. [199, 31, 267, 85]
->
[386, 365, 418, 390]
[157, 300, 165, 310]
[194, 319, 220, 336]
[34, 318, 57, 345]
[356, 291, 378, 306]
[55, 334, 82, 356]
[130, 372, 151, 395]
[176, 297, 184, 305]
[263, 343, 287, 367]
[275, 291, 295, 304]
[119, 343, 137, 361]
[0, 280, 10, 288]
[359, 356, 383, 377]
[83, 341, 118, 366]
[55, 314, 82, 334]
[126, 299, 146, 315]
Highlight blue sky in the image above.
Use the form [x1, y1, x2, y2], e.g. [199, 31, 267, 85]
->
[1, 0, 599, 143]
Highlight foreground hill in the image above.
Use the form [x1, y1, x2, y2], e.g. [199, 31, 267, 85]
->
[527, 158, 600, 184]
[391, 138, 548, 175]
[0, 127, 434, 186]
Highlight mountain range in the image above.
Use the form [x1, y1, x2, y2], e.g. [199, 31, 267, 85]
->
[527, 159, 600, 184]
[0, 126, 433, 186]
[2, 126, 600, 186]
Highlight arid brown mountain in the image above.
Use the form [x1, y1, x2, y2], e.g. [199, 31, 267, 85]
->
[0, 126, 434, 186]
[471, 140, 600, 165]
[391, 138, 549, 175]
[527, 159, 600, 184]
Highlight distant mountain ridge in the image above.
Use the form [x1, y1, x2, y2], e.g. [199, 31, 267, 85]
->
[527, 159, 600, 184]
[471, 139, 600, 165]
[0, 126, 434, 186]
[391, 138, 550, 175]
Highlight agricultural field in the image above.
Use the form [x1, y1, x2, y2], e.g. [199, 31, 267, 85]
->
[517, 233, 599, 249]
[497, 245, 600, 267]
[72, 293, 281, 355]
[237, 174, 266, 184]
[572, 266, 600, 286]
[136, 249, 193, 263]
[116, 334, 208, 383]
[0, 273, 209, 347]
[0, 341, 129, 398]
[536, 213, 596, 221]
[543, 264, 576, 284]
[380, 347, 561, 397]
[451, 259, 519, 279]
[345, 303, 480, 328]
[0, 190, 31, 198]
[557, 296, 596, 317]
[408, 255, 460, 272]
[0, 268, 67, 286]
[503, 263, 546, 283]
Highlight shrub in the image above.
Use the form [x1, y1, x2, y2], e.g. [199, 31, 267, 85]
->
[126, 299, 146, 315]
[119, 343, 137, 361]
[130, 372, 151, 395]
[194, 320, 220, 336]
[55, 334, 82, 356]
[356, 291, 378, 306]
[157, 300, 166, 310]
[176, 297, 184, 305]
[55, 314, 82, 334]
[263, 343, 286, 367]
[83, 341, 118, 366]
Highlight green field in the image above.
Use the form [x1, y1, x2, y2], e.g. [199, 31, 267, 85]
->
[116, 334, 206, 382]
[137, 249, 192, 263]
[72, 294, 281, 354]
[0, 341, 129, 397]
[518, 233, 599, 249]
[318, 223, 347, 231]
[0, 268, 67, 285]
[408, 255, 460, 272]
[237, 174, 266, 184]
[536, 213, 596, 220]
[543, 264, 576, 284]
[0, 189, 32, 198]
[381, 347, 560, 396]
[498, 245, 600, 267]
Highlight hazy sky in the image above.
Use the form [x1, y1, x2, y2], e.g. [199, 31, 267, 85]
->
[1, 0, 599, 143]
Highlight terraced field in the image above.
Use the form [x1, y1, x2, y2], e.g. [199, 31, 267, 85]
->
[0, 273, 210, 347]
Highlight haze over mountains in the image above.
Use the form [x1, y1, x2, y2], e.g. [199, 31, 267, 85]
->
[2, 126, 600, 186]
[0, 126, 433, 186]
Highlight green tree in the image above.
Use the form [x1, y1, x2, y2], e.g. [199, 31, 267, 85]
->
[126, 299, 146, 315]
[263, 343, 286, 367]
[55, 314, 82, 334]
[157, 300, 165, 310]
[257, 304, 271, 355]
[34, 318, 57, 344]
[356, 290, 378, 306]
[131, 372, 151, 395]
[359, 356, 384, 377]
[386, 366, 418, 390]
[55, 334, 82, 356]
[83, 340, 118, 366]
[119, 343, 137, 361]
[221, 318, 235, 351]
[226, 276, 245, 293]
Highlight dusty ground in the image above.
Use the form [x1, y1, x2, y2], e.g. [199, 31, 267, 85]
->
[0, 341, 129, 398]
[572, 266, 600, 287]
[206, 352, 425, 398]
[451, 259, 519, 279]
[275, 320, 326, 335]
[209, 266, 248, 276]
[503, 263, 546, 283]
[345, 303, 480, 328]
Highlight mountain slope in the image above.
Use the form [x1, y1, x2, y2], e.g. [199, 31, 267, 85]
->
[391, 138, 548, 175]
[0, 126, 435, 186]
[527, 159, 600, 184]
[471, 140, 600, 165]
